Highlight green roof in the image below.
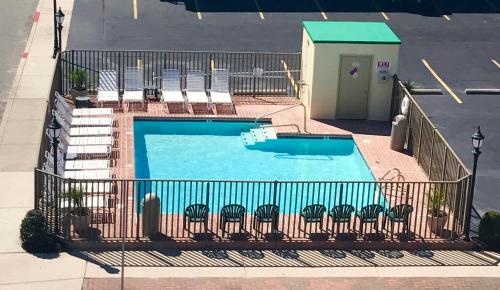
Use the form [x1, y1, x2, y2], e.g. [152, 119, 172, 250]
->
[303, 21, 401, 45]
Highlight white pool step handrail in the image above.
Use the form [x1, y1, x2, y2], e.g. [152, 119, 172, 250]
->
[254, 103, 307, 133]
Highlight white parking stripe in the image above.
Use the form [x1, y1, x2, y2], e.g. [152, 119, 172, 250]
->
[253, 0, 265, 20]
[194, 0, 202, 20]
[313, 0, 328, 20]
[491, 59, 500, 69]
[133, 0, 138, 19]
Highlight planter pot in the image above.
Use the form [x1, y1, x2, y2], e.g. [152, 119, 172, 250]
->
[72, 214, 90, 233]
[69, 88, 88, 102]
[427, 211, 448, 234]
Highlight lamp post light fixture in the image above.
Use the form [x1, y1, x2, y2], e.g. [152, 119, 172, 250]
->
[464, 126, 485, 241]
[55, 7, 65, 54]
[47, 116, 62, 175]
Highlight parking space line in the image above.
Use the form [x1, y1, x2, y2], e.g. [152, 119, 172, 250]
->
[281, 60, 298, 94]
[313, 0, 328, 20]
[370, 0, 389, 21]
[421, 59, 462, 104]
[491, 59, 500, 69]
[194, 0, 202, 20]
[443, 14, 451, 21]
[253, 0, 265, 20]
[133, 0, 138, 19]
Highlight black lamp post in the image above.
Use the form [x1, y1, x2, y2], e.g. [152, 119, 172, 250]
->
[464, 126, 485, 241]
[55, 7, 65, 54]
[47, 116, 62, 175]
[47, 116, 62, 233]
[52, 0, 58, 58]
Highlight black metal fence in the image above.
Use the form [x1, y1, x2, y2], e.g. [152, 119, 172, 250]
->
[35, 169, 470, 242]
[60, 50, 302, 98]
[37, 55, 62, 170]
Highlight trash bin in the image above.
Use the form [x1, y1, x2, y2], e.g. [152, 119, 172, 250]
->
[142, 193, 161, 238]
[390, 115, 408, 151]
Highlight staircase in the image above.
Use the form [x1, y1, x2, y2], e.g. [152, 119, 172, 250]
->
[241, 126, 277, 146]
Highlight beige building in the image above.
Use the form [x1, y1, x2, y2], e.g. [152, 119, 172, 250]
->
[300, 21, 401, 121]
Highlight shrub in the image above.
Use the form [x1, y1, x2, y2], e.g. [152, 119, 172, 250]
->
[428, 189, 445, 217]
[478, 211, 500, 250]
[19, 209, 57, 253]
[70, 69, 87, 90]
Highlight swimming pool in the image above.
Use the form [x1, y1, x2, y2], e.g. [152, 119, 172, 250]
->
[134, 119, 385, 213]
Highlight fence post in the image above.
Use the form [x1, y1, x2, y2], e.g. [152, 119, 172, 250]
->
[205, 182, 210, 206]
[34, 169, 39, 210]
[428, 130, 436, 178]
[416, 115, 424, 164]
[272, 180, 278, 206]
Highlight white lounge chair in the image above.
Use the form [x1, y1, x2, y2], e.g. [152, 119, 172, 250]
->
[185, 70, 210, 112]
[56, 142, 112, 160]
[55, 91, 113, 116]
[97, 70, 121, 108]
[63, 182, 114, 194]
[122, 67, 145, 111]
[65, 136, 114, 146]
[55, 113, 113, 137]
[65, 144, 112, 156]
[161, 69, 186, 111]
[56, 108, 113, 127]
[43, 158, 111, 179]
[210, 68, 235, 113]
[63, 169, 112, 180]
[45, 151, 110, 171]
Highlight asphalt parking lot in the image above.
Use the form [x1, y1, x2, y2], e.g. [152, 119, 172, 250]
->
[67, 0, 500, 213]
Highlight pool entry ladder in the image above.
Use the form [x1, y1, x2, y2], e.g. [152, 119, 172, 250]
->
[241, 126, 278, 145]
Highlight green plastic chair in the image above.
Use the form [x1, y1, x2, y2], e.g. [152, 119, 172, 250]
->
[328, 204, 355, 236]
[252, 204, 279, 236]
[184, 204, 209, 234]
[299, 204, 326, 233]
[383, 204, 413, 238]
[355, 204, 383, 235]
[220, 204, 246, 237]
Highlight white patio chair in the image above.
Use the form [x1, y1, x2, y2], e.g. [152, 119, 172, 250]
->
[210, 68, 235, 113]
[97, 70, 120, 108]
[55, 91, 113, 116]
[122, 67, 145, 110]
[161, 69, 187, 111]
[185, 70, 210, 111]
[56, 107, 113, 127]
[45, 151, 110, 171]
[63, 169, 112, 180]
[65, 136, 114, 146]
[53, 110, 113, 137]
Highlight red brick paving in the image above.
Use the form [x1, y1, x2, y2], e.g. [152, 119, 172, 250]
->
[82, 277, 500, 290]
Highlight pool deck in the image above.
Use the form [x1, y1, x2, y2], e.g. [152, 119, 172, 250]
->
[112, 96, 427, 183]
[66, 96, 458, 242]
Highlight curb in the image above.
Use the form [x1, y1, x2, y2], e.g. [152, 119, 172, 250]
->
[465, 89, 500, 95]
[410, 88, 443, 95]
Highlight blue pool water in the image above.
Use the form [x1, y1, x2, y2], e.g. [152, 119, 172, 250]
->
[134, 120, 384, 213]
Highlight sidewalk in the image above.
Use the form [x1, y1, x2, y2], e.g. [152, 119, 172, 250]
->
[0, 0, 84, 290]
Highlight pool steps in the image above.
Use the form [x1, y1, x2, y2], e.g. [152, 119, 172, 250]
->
[241, 127, 277, 145]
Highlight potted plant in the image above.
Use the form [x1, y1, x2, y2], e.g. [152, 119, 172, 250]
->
[69, 69, 88, 102]
[426, 189, 448, 234]
[64, 187, 90, 233]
